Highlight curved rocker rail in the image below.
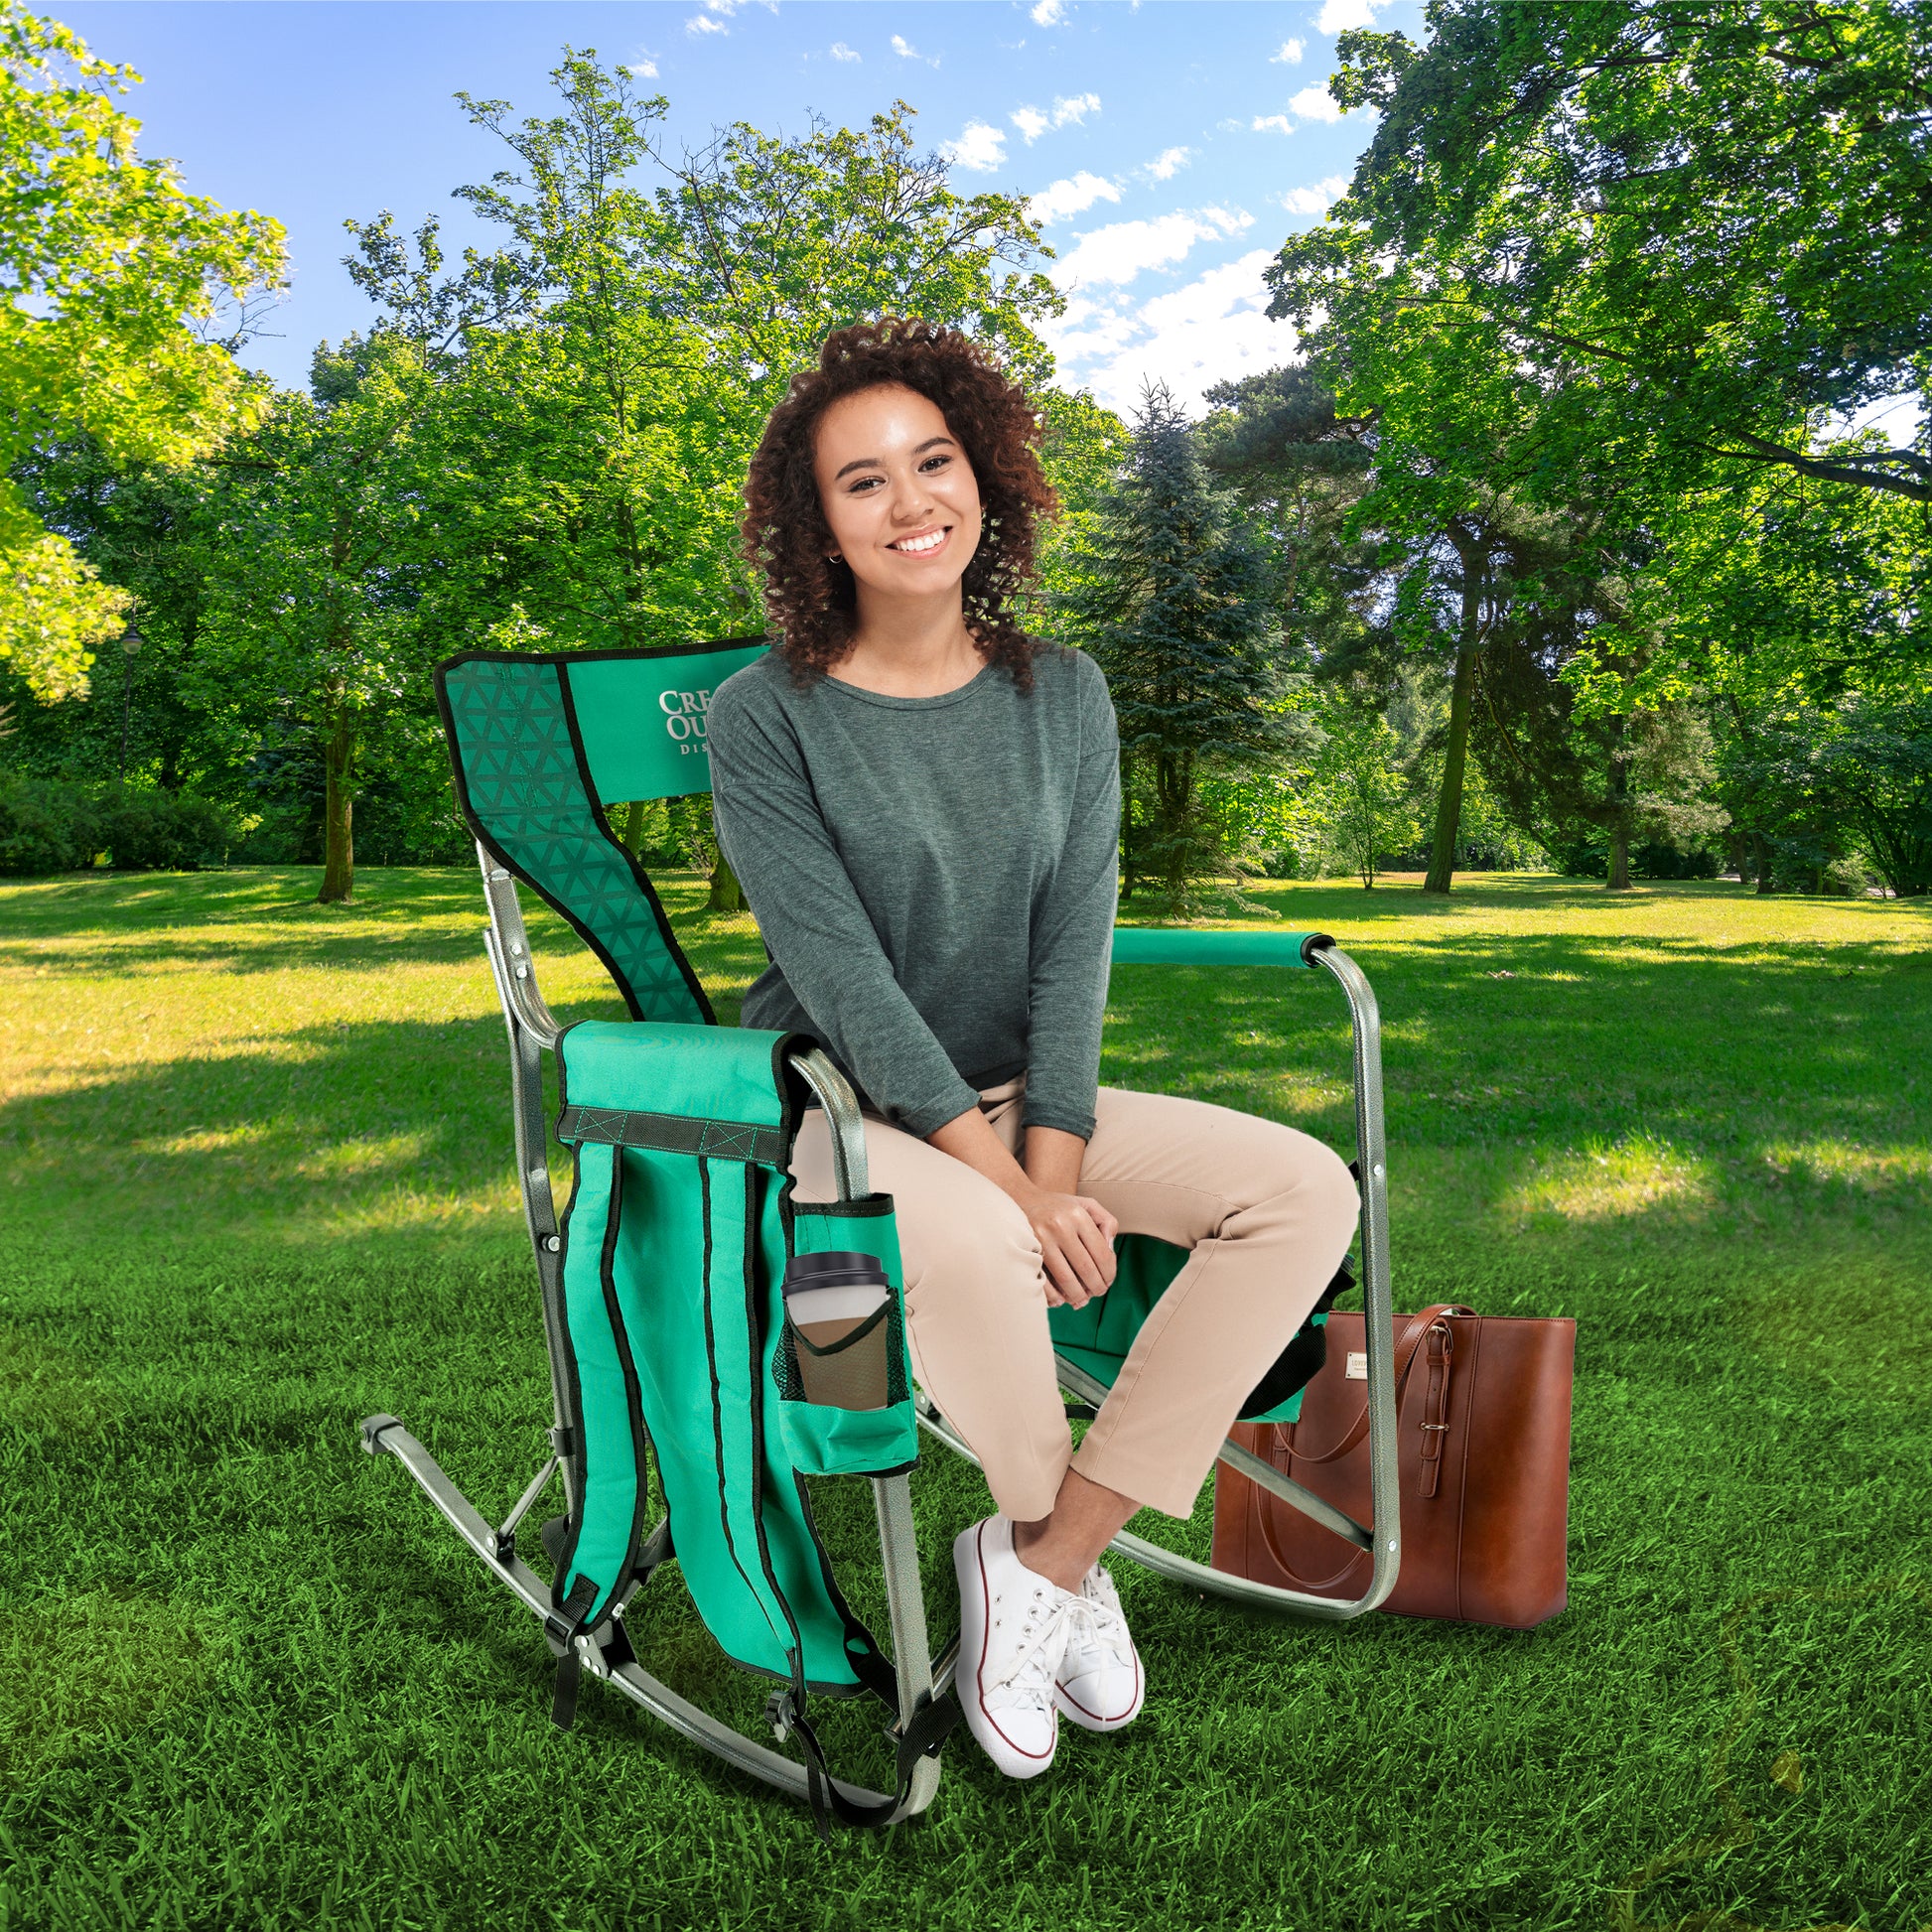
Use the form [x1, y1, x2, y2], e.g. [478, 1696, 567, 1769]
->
[357, 1415, 939, 1820]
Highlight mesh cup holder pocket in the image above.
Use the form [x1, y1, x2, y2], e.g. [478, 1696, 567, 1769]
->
[777, 1298, 911, 1413]
[783, 1304, 891, 1411]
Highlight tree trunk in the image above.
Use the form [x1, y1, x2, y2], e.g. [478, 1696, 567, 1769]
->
[1606, 831, 1631, 891]
[318, 708, 355, 903]
[1423, 524, 1488, 897]
[1422, 640, 1477, 895]
[708, 851, 745, 913]
[1752, 830, 1775, 894]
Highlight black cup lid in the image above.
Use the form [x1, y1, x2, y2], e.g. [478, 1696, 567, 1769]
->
[783, 1249, 888, 1294]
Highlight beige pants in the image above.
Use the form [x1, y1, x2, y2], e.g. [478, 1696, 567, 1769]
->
[790, 1079, 1359, 1521]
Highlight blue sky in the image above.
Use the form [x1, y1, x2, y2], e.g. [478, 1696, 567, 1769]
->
[63, 0, 1421, 415]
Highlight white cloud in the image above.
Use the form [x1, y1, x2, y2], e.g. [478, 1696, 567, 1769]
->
[1252, 115, 1294, 135]
[1032, 0, 1066, 23]
[1042, 248, 1292, 415]
[1279, 174, 1349, 215]
[626, 58, 658, 76]
[1290, 84, 1345, 123]
[1052, 207, 1252, 291]
[686, 12, 728, 33]
[1316, 0, 1392, 31]
[1143, 145, 1192, 181]
[942, 120, 1008, 173]
[1272, 38, 1306, 64]
[1012, 91, 1101, 143]
[829, 41, 860, 62]
[1029, 171, 1122, 224]
[892, 34, 938, 66]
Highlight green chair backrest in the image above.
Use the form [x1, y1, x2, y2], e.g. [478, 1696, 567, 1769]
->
[435, 640, 766, 1024]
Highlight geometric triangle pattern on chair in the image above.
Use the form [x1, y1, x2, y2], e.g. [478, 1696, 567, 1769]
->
[437, 653, 711, 1026]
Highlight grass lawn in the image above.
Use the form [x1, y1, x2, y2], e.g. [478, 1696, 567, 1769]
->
[3, 866, 1928, 1931]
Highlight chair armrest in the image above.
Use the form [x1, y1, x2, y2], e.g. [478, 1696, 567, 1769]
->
[1111, 926, 1333, 970]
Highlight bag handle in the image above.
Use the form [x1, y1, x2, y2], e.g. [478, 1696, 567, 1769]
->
[1250, 1304, 1477, 1591]
[1277, 1304, 1475, 1465]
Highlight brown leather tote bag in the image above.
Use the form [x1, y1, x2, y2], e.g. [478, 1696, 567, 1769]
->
[1210, 1304, 1577, 1629]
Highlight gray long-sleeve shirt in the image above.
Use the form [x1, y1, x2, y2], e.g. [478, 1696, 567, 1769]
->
[706, 644, 1120, 1140]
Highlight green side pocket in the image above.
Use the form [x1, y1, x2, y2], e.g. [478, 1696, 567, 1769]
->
[776, 1195, 919, 1478]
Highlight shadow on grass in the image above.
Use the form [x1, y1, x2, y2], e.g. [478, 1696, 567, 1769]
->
[2, 867, 773, 993]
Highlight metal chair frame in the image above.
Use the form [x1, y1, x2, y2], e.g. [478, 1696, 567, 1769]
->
[362, 841, 1401, 1822]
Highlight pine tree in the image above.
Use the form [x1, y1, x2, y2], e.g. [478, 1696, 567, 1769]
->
[1055, 383, 1293, 910]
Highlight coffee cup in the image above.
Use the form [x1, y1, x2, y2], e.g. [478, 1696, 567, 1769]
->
[782, 1250, 893, 1411]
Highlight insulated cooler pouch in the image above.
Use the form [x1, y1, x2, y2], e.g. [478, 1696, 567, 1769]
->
[778, 1199, 918, 1477]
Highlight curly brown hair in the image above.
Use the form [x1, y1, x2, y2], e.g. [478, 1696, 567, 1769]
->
[740, 318, 1059, 688]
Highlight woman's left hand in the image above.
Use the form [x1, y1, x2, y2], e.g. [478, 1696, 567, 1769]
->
[1013, 1183, 1118, 1310]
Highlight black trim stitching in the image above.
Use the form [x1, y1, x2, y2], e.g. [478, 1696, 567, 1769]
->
[596, 1143, 649, 1629]
[765, 1031, 815, 1167]
[795, 1195, 896, 1220]
[555, 657, 716, 1025]
[696, 1157, 790, 1661]
[557, 1105, 787, 1167]
[438, 636, 768, 671]
[789, 1470, 897, 1708]
[739, 1161, 817, 1693]
[550, 1140, 599, 1611]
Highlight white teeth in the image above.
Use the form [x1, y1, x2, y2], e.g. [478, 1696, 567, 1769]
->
[893, 530, 945, 554]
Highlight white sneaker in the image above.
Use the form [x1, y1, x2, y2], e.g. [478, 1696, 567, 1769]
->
[952, 1515, 1076, 1779]
[1054, 1562, 1144, 1732]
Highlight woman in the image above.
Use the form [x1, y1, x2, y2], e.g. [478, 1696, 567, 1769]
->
[708, 319, 1357, 1781]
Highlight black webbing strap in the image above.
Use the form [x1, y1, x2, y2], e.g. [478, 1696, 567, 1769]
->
[556, 1104, 787, 1168]
[768, 1673, 961, 1837]
[545, 1574, 601, 1730]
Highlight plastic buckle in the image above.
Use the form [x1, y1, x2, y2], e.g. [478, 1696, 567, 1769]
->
[763, 1690, 797, 1743]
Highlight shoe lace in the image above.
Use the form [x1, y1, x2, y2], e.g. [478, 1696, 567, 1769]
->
[986, 1586, 1076, 1707]
[1070, 1568, 1132, 1668]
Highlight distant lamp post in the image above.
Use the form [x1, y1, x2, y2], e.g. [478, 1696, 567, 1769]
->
[118, 621, 144, 783]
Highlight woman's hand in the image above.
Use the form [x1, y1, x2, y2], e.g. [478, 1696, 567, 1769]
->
[925, 1110, 1118, 1309]
[1012, 1180, 1119, 1309]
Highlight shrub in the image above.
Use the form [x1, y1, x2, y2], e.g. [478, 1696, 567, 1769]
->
[93, 790, 234, 870]
[0, 775, 98, 875]
[1632, 843, 1721, 881]
[0, 777, 233, 876]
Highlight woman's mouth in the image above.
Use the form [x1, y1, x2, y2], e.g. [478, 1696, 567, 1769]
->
[888, 526, 950, 556]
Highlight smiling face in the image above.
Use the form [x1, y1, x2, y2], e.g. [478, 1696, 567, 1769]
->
[812, 382, 984, 609]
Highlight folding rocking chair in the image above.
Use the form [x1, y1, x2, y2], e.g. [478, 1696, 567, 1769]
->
[358, 637, 1401, 1832]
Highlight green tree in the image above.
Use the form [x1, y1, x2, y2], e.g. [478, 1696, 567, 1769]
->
[1197, 365, 1379, 665]
[197, 337, 452, 902]
[392, 57, 1073, 905]
[1773, 701, 1932, 897]
[1307, 696, 1419, 889]
[1055, 383, 1305, 911]
[1286, 1, 1932, 505]
[0, 3, 283, 697]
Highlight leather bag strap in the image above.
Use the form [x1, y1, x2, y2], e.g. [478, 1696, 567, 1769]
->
[1279, 1304, 1474, 1465]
